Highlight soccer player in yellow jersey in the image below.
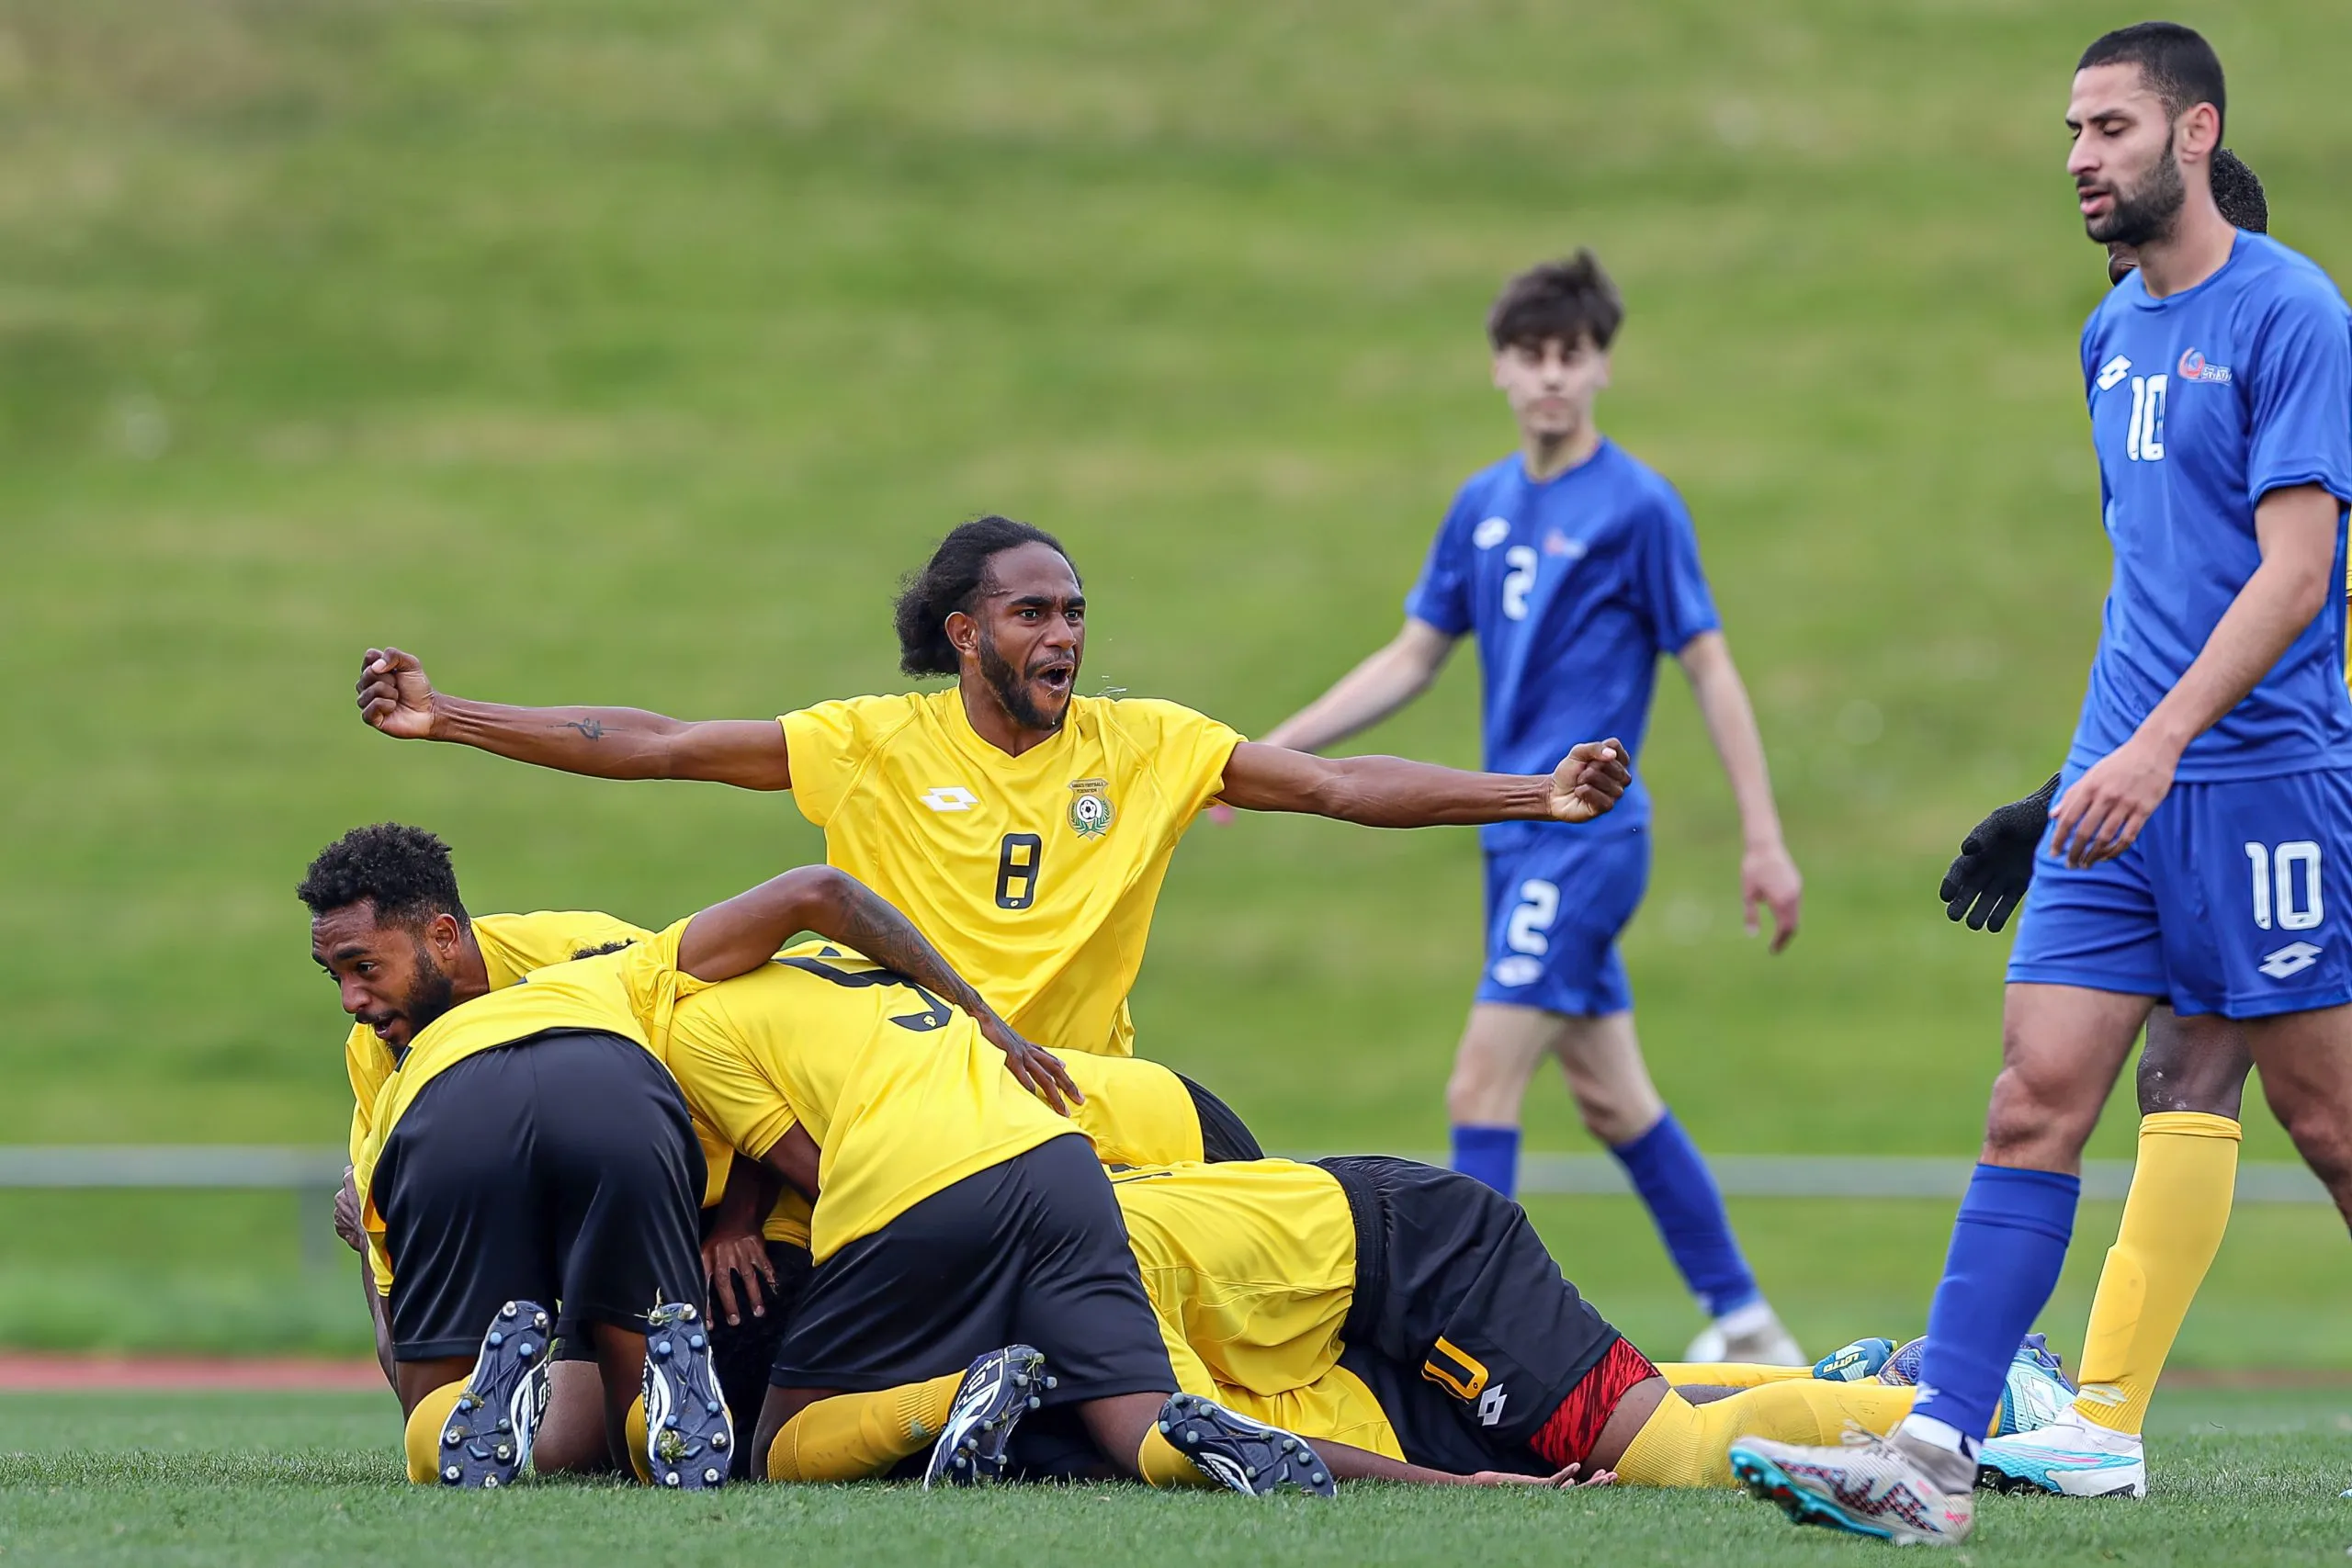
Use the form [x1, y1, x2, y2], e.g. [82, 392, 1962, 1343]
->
[350, 514, 1633, 1064]
[751, 1155, 2067, 1491]
[305, 823, 1080, 1490]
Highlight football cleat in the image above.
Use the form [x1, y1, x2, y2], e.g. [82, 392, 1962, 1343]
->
[1688, 1305, 1806, 1368]
[1156, 1393, 1335, 1498]
[1878, 1336, 1928, 1386]
[1812, 1337, 1896, 1382]
[922, 1344, 1051, 1488]
[1729, 1429, 1974, 1547]
[641, 1301, 733, 1490]
[1996, 1336, 2075, 1438]
[436, 1300, 553, 1488]
[1976, 1406, 2147, 1498]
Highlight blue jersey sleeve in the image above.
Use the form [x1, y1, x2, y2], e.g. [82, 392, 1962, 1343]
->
[2245, 286, 2352, 507]
[1635, 484, 1722, 655]
[1404, 490, 1477, 636]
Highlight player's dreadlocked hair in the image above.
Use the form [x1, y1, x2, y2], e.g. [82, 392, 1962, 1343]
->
[2210, 147, 2267, 233]
[1487, 250, 1625, 355]
[892, 515, 1080, 679]
[2078, 22, 2225, 141]
[298, 823, 469, 928]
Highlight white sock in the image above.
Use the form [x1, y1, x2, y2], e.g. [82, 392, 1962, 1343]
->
[1715, 1299, 1777, 1337]
[1897, 1414, 1976, 1460]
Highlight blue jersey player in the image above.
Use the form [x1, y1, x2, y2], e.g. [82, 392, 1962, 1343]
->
[1734, 25, 2352, 1546]
[1260, 252, 1807, 1366]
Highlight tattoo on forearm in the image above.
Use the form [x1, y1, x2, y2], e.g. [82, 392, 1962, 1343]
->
[558, 717, 605, 740]
[834, 884, 989, 1018]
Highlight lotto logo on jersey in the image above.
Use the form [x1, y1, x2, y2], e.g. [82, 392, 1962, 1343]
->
[2177, 347, 2233, 384]
[1066, 778, 1115, 839]
[919, 785, 978, 812]
[1472, 516, 1512, 549]
[2095, 355, 2132, 390]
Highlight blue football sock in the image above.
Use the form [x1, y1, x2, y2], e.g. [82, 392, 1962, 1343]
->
[1908, 1164, 2080, 1453]
[1611, 1111, 1759, 1319]
[1451, 1124, 1521, 1198]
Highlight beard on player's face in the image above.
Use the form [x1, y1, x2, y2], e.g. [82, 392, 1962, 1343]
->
[977, 622, 1073, 733]
[360, 937, 458, 1046]
[2085, 139, 2185, 248]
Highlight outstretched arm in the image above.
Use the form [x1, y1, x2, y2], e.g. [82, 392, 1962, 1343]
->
[1216, 738, 1629, 829]
[1677, 631, 1802, 953]
[355, 648, 793, 791]
[678, 866, 1081, 1111]
[1260, 619, 1458, 754]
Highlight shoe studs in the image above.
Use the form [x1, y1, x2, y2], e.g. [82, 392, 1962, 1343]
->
[442, 1463, 461, 1483]
[516, 1341, 536, 1359]
[711, 1433, 729, 1451]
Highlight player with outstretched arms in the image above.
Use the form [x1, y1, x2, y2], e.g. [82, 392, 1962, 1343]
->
[1252, 253, 1805, 1364]
[1732, 25, 2352, 1544]
[353, 518, 1631, 1074]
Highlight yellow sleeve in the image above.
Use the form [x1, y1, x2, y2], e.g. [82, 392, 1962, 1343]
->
[343, 1024, 391, 1175]
[668, 1003, 802, 1166]
[1123, 699, 1246, 819]
[614, 917, 714, 1054]
[780, 694, 920, 828]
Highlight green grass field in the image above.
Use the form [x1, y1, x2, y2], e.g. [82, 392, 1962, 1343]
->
[4, 1388, 2349, 1566]
[6, 0, 2352, 1414]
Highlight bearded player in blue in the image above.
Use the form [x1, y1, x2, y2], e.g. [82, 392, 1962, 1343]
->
[1258, 252, 1808, 1366]
[1732, 24, 2352, 1546]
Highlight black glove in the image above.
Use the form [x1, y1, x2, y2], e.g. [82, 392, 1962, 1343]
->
[1939, 773, 2061, 933]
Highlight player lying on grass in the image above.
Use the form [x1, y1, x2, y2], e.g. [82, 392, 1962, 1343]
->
[1731, 25, 2352, 1545]
[654, 930, 1578, 1496]
[350, 514, 1632, 1064]
[1247, 251, 1804, 1367]
[312, 843, 1271, 1481]
[696, 1044, 1266, 1475]
[744, 1155, 2068, 1490]
[1936, 148, 2324, 1504]
[307, 821, 1101, 1488]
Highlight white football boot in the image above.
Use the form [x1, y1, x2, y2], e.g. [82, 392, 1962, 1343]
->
[1685, 1300, 1807, 1367]
[1975, 1404, 2147, 1498]
[1730, 1427, 1976, 1546]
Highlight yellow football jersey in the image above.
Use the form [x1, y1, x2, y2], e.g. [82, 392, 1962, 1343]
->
[663, 941, 1076, 1261]
[341, 910, 653, 1174]
[355, 921, 702, 1292]
[1058, 1051, 1206, 1167]
[781, 689, 1244, 1057]
[1216, 1364, 1407, 1463]
[1109, 1159, 1359, 1400]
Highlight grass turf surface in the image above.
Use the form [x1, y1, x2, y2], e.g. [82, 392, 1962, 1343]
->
[2, 1389, 2347, 1565]
[7, 0, 2352, 1372]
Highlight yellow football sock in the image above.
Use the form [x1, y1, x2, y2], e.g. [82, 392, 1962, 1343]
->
[1657, 1362, 1814, 1390]
[1136, 1424, 1217, 1488]
[1616, 1381, 1922, 1488]
[625, 1394, 651, 1484]
[765, 1375, 965, 1483]
[2075, 1111, 2240, 1437]
[401, 1381, 470, 1485]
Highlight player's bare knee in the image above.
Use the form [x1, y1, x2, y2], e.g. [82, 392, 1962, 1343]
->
[2136, 1011, 2252, 1116]
[1982, 1064, 2097, 1168]
[1571, 1087, 1654, 1148]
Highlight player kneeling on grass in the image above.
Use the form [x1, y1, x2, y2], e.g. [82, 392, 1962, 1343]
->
[306, 825, 1073, 1489]
[748, 1156, 2074, 1490]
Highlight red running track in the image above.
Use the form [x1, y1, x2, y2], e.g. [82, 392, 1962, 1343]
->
[0, 1354, 384, 1392]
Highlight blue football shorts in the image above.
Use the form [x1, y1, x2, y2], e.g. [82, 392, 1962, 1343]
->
[1473, 822, 1649, 1018]
[2007, 764, 2352, 1020]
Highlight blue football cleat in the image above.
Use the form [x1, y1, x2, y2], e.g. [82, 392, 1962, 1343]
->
[641, 1301, 733, 1490]
[435, 1299, 552, 1488]
[1156, 1393, 1335, 1498]
[923, 1344, 1052, 1488]
[1812, 1337, 1895, 1382]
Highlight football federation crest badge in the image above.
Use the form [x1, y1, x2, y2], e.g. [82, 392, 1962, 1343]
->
[1067, 778, 1115, 839]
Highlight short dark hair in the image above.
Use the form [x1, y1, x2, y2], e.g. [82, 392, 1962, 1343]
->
[1487, 250, 1624, 354]
[2078, 22, 2225, 141]
[892, 516, 1079, 679]
[2211, 146, 2267, 232]
[298, 823, 469, 929]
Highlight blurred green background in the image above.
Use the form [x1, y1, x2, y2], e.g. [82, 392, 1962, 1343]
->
[4, 0, 2350, 1360]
